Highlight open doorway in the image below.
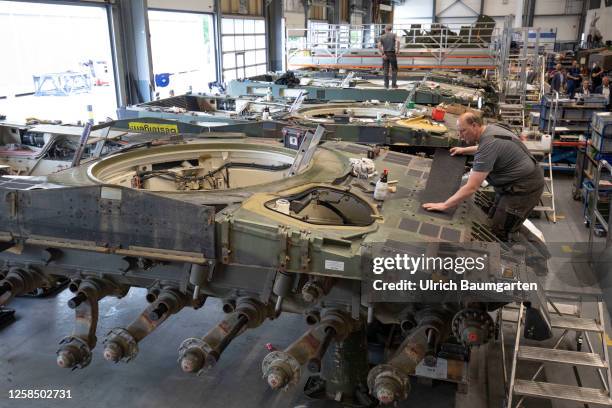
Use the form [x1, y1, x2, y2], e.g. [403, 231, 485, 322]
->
[0, 1, 117, 124]
[148, 10, 217, 98]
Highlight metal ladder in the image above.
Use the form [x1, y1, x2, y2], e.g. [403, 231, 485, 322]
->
[502, 298, 612, 407]
[527, 91, 561, 223]
[587, 160, 611, 249]
[499, 103, 525, 129]
[524, 132, 557, 223]
[533, 151, 557, 223]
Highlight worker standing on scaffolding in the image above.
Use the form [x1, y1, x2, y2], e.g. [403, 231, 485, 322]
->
[377, 24, 401, 89]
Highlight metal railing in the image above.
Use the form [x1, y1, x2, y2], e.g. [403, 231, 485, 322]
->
[286, 21, 501, 68]
[588, 159, 612, 258]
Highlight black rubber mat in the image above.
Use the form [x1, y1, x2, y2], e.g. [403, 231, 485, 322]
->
[418, 148, 467, 218]
[383, 152, 413, 166]
[0, 308, 15, 330]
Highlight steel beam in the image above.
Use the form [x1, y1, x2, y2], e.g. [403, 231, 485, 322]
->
[116, 0, 154, 104]
[265, 0, 284, 72]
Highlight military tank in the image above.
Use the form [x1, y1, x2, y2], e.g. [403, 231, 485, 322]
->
[0, 125, 551, 406]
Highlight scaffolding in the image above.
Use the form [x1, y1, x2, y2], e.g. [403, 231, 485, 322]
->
[285, 20, 500, 71]
[495, 18, 547, 106]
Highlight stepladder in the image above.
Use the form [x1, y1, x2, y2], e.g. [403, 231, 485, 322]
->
[500, 294, 612, 408]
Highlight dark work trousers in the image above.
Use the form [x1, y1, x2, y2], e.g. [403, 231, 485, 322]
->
[488, 165, 545, 241]
[567, 80, 577, 99]
[383, 51, 398, 89]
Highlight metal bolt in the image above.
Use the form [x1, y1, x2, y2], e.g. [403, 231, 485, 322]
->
[266, 367, 288, 389]
[376, 386, 396, 405]
[374, 376, 402, 405]
[180, 350, 204, 373]
[103, 341, 123, 362]
[148, 303, 169, 321]
[67, 292, 87, 309]
[56, 349, 76, 369]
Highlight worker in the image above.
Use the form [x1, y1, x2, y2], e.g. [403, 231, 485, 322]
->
[377, 25, 401, 89]
[594, 76, 611, 109]
[549, 64, 564, 93]
[566, 60, 581, 99]
[422, 113, 544, 241]
[580, 79, 591, 96]
[526, 64, 537, 85]
[590, 61, 603, 92]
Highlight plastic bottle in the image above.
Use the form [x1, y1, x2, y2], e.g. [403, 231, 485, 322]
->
[262, 107, 270, 120]
[373, 169, 389, 201]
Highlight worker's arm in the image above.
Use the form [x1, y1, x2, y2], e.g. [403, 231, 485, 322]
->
[395, 37, 401, 53]
[378, 42, 386, 59]
[422, 170, 488, 212]
[450, 146, 478, 156]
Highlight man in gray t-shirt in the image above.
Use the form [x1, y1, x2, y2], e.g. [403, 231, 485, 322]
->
[377, 25, 401, 89]
[423, 112, 545, 239]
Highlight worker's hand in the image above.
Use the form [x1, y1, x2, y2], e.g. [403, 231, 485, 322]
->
[422, 202, 449, 212]
[449, 147, 465, 156]
[382, 54, 388, 60]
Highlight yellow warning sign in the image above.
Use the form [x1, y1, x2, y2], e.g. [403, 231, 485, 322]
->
[606, 333, 612, 347]
[128, 122, 178, 134]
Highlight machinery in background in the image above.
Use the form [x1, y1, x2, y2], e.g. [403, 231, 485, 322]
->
[226, 71, 494, 113]
[0, 118, 215, 177]
[116, 93, 289, 129]
[117, 92, 473, 153]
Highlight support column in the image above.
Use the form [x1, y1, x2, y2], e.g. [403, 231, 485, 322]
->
[115, 0, 154, 104]
[331, 0, 341, 25]
[266, 0, 284, 72]
[214, 0, 223, 82]
[514, 0, 525, 28]
[576, 0, 589, 44]
[432, 0, 437, 23]
[523, 0, 536, 27]
[363, 0, 373, 47]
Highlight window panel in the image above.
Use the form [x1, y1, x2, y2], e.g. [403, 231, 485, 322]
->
[224, 69, 236, 81]
[245, 66, 257, 77]
[222, 18, 234, 34]
[245, 50, 256, 63]
[256, 35, 266, 49]
[222, 35, 234, 52]
[221, 18, 266, 82]
[244, 35, 256, 49]
[234, 19, 243, 34]
[244, 19, 255, 33]
[223, 52, 235, 68]
[256, 50, 266, 64]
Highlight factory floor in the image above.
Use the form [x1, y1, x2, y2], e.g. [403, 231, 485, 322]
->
[0, 174, 610, 408]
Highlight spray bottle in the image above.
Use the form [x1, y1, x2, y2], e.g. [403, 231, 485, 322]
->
[373, 169, 389, 201]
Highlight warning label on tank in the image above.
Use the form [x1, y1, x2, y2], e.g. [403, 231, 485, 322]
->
[128, 122, 179, 134]
[325, 260, 345, 271]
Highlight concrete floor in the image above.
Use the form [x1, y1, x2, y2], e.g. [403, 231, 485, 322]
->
[0, 174, 610, 408]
